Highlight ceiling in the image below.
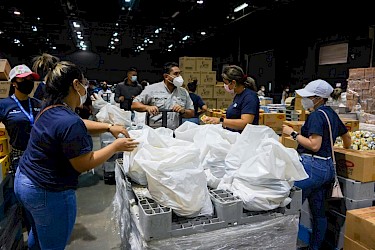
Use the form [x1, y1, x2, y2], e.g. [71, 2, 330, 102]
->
[1, 0, 375, 61]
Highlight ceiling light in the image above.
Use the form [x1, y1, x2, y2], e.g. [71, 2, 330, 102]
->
[0, 31, 3, 34]
[13, 10, 21, 15]
[124, 0, 131, 2]
[234, 3, 248, 12]
[32, 26, 37, 32]
[200, 31, 206, 35]
[114, 38, 119, 42]
[37, 17, 40, 21]
[113, 32, 118, 36]
[73, 22, 80, 28]
[52, 46, 56, 49]
[172, 12, 179, 18]
[149, 40, 154, 44]
[182, 35, 190, 41]
[168, 44, 173, 48]
[167, 49, 171, 52]
[197, 0, 204, 4]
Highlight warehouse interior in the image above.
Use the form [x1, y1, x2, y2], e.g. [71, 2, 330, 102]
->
[1, 0, 375, 250]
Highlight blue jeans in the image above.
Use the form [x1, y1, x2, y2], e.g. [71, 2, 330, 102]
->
[294, 155, 335, 250]
[14, 168, 77, 250]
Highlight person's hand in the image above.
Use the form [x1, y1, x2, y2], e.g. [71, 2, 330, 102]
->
[112, 138, 139, 152]
[119, 96, 125, 102]
[146, 106, 159, 115]
[201, 115, 220, 124]
[109, 124, 130, 138]
[282, 125, 294, 136]
[172, 104, 185, 114]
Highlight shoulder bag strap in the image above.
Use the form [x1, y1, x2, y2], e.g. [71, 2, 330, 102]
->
[318, 109, 337, 174]
[34, 104, 65, 123]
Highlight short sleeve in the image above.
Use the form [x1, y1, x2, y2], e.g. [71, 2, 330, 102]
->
[61, 119, 92, 159]
[306, 112, 325, 137]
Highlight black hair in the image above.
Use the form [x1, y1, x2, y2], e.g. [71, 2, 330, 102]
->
[44, 61, 83, 107]
[163, 62, 179, 74]
[127, 67, 137, 74]
[187, 79, 198, 92]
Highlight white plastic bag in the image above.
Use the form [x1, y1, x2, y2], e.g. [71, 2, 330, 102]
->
[129, 125, 213, 217]
[218, 124, 308, 211]
[96, 104, 132, 127]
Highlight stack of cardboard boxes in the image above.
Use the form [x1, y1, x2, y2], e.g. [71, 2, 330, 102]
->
[179, 56, 233, 110]
[346, 67, 375, 115]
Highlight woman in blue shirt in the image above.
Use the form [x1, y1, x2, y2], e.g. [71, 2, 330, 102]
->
[282, 79, 351, 250]
[14, 61, 139, 250]
[202, 65, 259, 133]
[182, 80, 207, 124]
[0, 64, 41, 171]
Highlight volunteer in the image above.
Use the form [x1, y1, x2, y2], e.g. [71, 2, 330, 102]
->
[202, 65, 259, 133]
[14, 60, 139, 250]
[132, 62, 194, 129]
[282, 79, 351, 250]
[0, 64, 41, 171]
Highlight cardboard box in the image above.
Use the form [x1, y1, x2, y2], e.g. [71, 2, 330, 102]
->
[216, 98, 232, 109]
[196, 85, 214, 99]
[200, 71, 216, 86]
[340, 118, 359, 132]
[334, 147, 375, 182]
[213, 84, 227, 98]
[195, 57, 212, 72]
[0, 59, 11, 81]
[365, 67, 375, 79]
[294, 94, 303, 110]
[0, 81, 11, 99]
[259, 113, 264, 125]
[349, 68, 366, 80]
[281, 121, 305, 144]
[0, 123, 8, 139]
[181, 71, 200, 84]
[283, 136, 298, 149]
[344, 236, 370, 250]
[0, 138, 9, 158]
[260, 97, 273, 106]
[345, 206, 375, 249]
[262, 113, 286, 133]
[179, 57, 196, 71]
[204, 98, 217, 109]
[0, 154, 10, 180]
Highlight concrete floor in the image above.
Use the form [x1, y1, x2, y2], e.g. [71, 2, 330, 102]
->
[66, 135, 122, 250]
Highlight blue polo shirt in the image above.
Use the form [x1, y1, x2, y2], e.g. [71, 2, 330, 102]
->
[226, 88, 260, 133]
[297, 105, 348, 158]
[0, 96, 41, 150]
[19, 106, 93, 191]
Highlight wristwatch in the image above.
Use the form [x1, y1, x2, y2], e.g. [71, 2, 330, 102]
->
[107, 123, 114, 132]
[219, 117, 224, 126]
[291, 131, 299, 140]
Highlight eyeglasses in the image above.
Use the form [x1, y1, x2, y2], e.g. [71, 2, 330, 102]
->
[223, 78, 232, 85]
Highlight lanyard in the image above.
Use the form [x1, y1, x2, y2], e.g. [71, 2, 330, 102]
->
[11, 94, 34, 125]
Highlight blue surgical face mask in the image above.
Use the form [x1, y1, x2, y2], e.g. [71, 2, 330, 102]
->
[131, 76, 137, 82]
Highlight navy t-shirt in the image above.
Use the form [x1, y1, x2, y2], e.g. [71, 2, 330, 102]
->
[19, 106, 93, 191]
[297, 105, 348, 158]
[226, 88, 260, 133]
[0, 96, 41, 150]
[189, 93, 205, 118]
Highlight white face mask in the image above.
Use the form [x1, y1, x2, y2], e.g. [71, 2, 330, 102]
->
[172, 76, 184, 87]
[77, 82, 88, 106]
[131, 75, 137, 82]
[301, 97, 314, 110]
[261, 88, 265, 91]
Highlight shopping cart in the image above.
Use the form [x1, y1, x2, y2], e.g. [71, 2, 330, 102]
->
[145, 108, 182, 128]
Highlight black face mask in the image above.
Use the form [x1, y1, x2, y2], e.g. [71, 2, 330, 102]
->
[16, 79, 34, 95]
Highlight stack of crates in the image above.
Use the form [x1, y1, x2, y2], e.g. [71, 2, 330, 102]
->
[115, 159, 302, 246]
[299, 176, 375, 249]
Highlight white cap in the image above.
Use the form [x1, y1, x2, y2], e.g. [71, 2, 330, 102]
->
[295, 79, 333, 98]
[9, 64, 40, 81]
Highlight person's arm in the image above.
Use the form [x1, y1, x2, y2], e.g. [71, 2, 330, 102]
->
[202, 113, 254, 130]
[341, 132, 352, 149]
[69, 138, 139, 173]
[198, 104, 208, 115]
[82, 119, 130, 138]
[282, 125, 323, 152]
[131, 101, 159, 115]
[114, 85, 122, 103]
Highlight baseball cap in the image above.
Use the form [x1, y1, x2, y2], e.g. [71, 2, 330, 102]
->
[295, 79, 333, 98]
[9, 64, 40, 81]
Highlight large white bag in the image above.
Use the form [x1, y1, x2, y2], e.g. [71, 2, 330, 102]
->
[218, 124, 308, 211]
[96, 104, 132, 127]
